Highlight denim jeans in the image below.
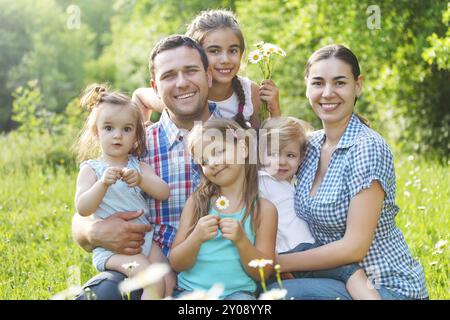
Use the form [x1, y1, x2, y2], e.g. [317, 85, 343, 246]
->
[75, 270, 142, 300]
[280, 242, 361, 283]
[269, 278, 421, 300]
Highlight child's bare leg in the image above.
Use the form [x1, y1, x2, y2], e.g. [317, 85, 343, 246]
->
[106, 253, 165, 300]
[148, 242, 176, 297]
[346, 269, 381, 300]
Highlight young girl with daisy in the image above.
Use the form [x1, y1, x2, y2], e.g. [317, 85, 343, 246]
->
[133, 9, 281, 128]
[169, 118, 277, 299]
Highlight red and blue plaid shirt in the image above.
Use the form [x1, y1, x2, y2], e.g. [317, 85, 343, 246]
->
[143, 104, 221, 256]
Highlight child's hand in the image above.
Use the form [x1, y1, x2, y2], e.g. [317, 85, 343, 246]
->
[101, 167, 122, 186]
[193, 215, 220, 243]
[219, 218, 245, 244]
[259, 79, 281, 117]
[121, 168, 141, 187]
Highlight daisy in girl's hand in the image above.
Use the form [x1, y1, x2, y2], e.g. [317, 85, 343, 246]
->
[215, 196, 230, 210]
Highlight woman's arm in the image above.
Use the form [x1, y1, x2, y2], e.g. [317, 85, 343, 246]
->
[278, 181, 385, 272]
[169, 196, 220, 272]
[221, 198, 278, 281]
[138, 162, 170, 201]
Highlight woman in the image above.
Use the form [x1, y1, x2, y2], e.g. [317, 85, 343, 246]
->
[275, 45, 428, 300]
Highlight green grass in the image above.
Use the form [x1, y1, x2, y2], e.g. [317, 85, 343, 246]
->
[0, 143, 448, 299]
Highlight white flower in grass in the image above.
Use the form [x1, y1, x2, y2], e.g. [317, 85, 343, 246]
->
[119, 263, 170, 294]
[258, 288, 287, 300]
[176, 283, 224, 300]
[248, 50, 263, 64]
[215, 196, 230, 210]
[248, 259, 273, 268]
[122, 261, 139, 271]
[50, 285, 82, 300]
[432, 239, 447, 255]
[435, 239, 447, 249]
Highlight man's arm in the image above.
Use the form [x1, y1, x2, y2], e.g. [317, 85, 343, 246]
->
[71, 210, 152, 255]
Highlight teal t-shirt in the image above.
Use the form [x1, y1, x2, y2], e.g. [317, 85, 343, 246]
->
[177, 207, 256, 299]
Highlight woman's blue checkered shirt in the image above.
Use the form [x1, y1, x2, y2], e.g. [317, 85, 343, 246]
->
[295, 114, 428, 299]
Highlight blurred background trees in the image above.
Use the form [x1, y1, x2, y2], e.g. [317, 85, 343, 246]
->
[0, 0, 448, 160]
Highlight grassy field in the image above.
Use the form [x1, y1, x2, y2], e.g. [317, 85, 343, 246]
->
[0, 137, 448, 299]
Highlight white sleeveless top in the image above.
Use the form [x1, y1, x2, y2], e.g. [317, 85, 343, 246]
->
[208, 76, 254, 121]
[259, 170, 315, 253]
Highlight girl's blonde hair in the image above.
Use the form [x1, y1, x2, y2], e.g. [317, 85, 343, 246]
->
[259, 116, 312, 165]
[186, 118, 259, 235]
[74, 83, 146, 162]
[186, 9, 249, 129]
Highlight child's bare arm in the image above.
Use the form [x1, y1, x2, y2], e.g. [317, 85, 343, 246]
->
[75, 166, 122, 216]
[169, 197, 219, 272]
[75, 165, 106, 216]
[138, 162, 170, 200]
[225, 198, 278, 281]
[132, 87, 165, 122]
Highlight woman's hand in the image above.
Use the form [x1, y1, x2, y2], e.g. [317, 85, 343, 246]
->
[259, 79, 281, 117]
[121, 168, 141, 187]
[219, 218, 245, 244]
[193, 215, 220, 243]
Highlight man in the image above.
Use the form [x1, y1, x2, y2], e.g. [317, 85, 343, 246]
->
[72, 35, 221, 299]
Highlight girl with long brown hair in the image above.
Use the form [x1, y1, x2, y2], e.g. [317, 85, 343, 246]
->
[169, 118, 277, 299]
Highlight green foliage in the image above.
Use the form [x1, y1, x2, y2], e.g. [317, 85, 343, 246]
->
[1, 0, 448, 158]
[12, 80, 64, 137]
[0, 0, 95, 131]
[237, 0, 449, 159]
[0, 0, 449, 299]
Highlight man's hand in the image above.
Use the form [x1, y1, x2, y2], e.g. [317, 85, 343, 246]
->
[89, 210, 152, 255]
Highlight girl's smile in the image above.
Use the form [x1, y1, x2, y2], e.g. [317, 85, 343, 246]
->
[202, 28, 242, 85]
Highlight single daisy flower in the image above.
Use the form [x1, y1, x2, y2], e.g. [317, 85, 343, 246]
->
[119, 263, 170, 295]
[176, 283, 224, 300]
[248, 259, 273, 268]
[262, 43, 278, 55]
[215, 196, 230, 210]
[258, 288, 287, 300]
[248, 50, 263, 64]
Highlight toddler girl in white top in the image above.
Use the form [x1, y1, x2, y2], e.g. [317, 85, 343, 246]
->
[259, 116, 380, 299]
